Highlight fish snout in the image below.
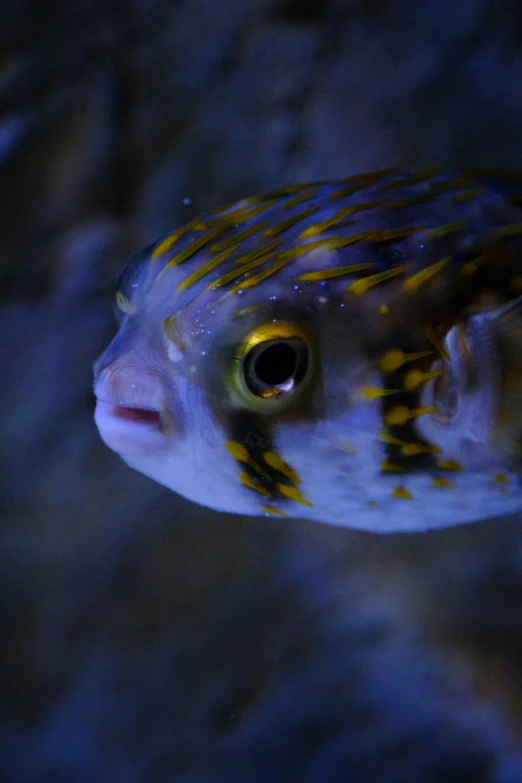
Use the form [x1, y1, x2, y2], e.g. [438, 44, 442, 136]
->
[94, 364, 173, 451]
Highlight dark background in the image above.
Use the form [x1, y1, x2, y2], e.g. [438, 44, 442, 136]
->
[2, 1, 522, 781]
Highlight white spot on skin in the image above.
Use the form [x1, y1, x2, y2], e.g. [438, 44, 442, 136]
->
[167, 341, 183, 362]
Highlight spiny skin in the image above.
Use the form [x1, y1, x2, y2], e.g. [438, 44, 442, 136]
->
[94, 168, 522, 532]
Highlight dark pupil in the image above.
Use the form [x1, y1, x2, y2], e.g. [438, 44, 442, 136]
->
[254, 342, 298, 386]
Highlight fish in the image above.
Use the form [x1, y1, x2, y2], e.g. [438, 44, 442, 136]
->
[93, 167, 522, 532]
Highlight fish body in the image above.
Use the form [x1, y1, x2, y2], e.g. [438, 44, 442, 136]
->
[94, 168, 522, 532]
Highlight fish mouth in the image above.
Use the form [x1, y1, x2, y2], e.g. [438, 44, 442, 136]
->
[94, 399, 170, 455]
[93, 367, 174, 453]
[110, 404, 163, 427]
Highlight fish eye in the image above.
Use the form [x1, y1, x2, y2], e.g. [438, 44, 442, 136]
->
[244, 338, 309, 399]
[234, 322, 313, 404]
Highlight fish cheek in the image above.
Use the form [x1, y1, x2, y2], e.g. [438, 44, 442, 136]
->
[195, 321, 324, 510]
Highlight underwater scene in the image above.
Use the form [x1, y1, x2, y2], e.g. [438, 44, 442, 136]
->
[3, 1, 522, 780]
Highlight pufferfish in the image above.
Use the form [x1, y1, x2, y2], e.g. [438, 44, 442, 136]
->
[93, 168, 522, 532]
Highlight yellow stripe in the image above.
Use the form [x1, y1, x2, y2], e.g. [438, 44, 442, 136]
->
[380, 430, 406, 446]
[235, 240, 282, 265]
[296, 262, 375, 282]
[415, 405, 439, 417]
[452, 186, 486, 204]
[370, 225, 426, 242]
[167, 226, 225, 266]
[277, 484, 313, 507]
[381, 460, 406, 472]
[300, 216, 356, 239]
[437, 459, 463, 471]
[400, 442, 442, 456]
[384, 405, 437, 426]
[261, 505, 288, 517]
[393, 487, 413, 500]
[279, 186, 322, 209]
[342, 198, 388, 214]
[461, 248, 498, 276]
[325, 231, 378, 249]
[211, 243, 280, 289]
[151, 219, 202, 259]
[263, 206, 320, 237]
[347, 263, 414, 295]
[230, 255, 293, 293]
[403, 256, 450, 293]
[403, 369, 443, 390]
[205, 199, 278, 228]
[212, 223, 266, 253]
[431, 477, 456, 489]
[363, 387, 401, 400]
[226, 440, 272, 481]
[177, 243, 240, 291]
[240, 471, 272, 498]
[224, 229, 399, 293]
[299, 206, 359, 238]
[226, 440, 251, 462]
[384, 406, 414, 426]
[423, 221, 467, 240]
[262, 451, 301, 484]
[380, 349, 434, 373]
[328, 184, 364, 200]
[229, 238, 340, 293]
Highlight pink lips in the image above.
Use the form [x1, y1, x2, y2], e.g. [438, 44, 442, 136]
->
[93, 367, 169, 451]
[94, 400, 168, 456]
[112, 405, 162, 426]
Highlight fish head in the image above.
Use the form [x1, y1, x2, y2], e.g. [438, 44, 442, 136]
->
[93, 244, 388, 522]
